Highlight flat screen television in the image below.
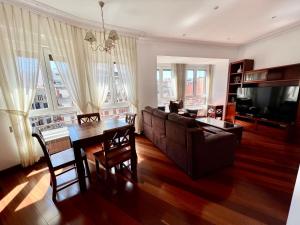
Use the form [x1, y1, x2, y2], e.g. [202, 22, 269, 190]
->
[236, 86, 299, 123]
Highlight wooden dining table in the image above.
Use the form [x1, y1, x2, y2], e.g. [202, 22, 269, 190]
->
[68, 118, 135, 192]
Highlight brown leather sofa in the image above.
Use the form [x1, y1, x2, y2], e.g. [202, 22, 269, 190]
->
[142, 106, 237, 178]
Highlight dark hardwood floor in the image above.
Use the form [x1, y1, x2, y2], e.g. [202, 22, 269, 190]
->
[1, 130, 300, 225]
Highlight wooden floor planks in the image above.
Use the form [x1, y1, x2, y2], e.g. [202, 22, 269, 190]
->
[1, 130, 299, 225]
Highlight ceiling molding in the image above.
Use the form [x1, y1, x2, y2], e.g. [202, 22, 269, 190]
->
[139, 36, 239, 48]
[240, 22, 300, 47]
[242, 21, 300, 46]
[1, 0, 146, 37]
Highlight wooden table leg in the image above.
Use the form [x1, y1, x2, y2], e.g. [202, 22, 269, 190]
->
[130, 127, 138, 181]
[73, 144, 87, 192]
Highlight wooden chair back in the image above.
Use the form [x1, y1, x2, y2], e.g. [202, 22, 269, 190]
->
[125, 113, 136, 125]
[32, 129, 54, 172]
[77, 113, 100, 125]
[169, 100, 184, 113]
[102, 125, 135, 167]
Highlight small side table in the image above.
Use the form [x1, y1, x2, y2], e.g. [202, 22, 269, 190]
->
[207, 105, 224, 120]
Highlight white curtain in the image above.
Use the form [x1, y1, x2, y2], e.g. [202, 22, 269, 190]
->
[113, 36, 138, 127]
[206, 65, 213, 105]
[0, 3, 42, 166]
[44, 18, 89, 113]
[77, 29, 113, 113]
[170, 64, 177, 101]
[173, 64, 186, 100]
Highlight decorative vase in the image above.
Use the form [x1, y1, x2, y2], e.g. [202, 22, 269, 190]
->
[237, 65, 242, 73]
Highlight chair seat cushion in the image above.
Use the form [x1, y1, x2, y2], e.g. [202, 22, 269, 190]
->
[94, 147, 131, 168]
[51, 148, 86, 169]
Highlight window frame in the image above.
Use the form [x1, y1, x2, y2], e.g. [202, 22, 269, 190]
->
[102, 62, 129, 109]
[156, 64, 176, 106]
[29, 48, 77, 118]
[184, 65, 209, 107]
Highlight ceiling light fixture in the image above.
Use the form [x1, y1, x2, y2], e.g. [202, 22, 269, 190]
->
[84, 1, 119, 53]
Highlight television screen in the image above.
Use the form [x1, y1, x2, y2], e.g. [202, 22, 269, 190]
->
[236, 86, 299, 122]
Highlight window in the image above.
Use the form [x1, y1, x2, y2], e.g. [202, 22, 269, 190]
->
[31, 70, 49, 110]
[196, 70, 206, 97]
[184, 66, 208, 108]
[101, 63, 129, 119]
[157, 65, 176, 106]
[29, 49, 77, 130]
[185, 69, 194, 97]
[30, 113, 77, 131]
[49, 61, 73, 108]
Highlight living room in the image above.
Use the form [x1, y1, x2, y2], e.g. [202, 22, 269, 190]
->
[0, 0, 300, 225]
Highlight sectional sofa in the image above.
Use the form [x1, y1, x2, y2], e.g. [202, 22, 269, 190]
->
[142, 106, 237, 178]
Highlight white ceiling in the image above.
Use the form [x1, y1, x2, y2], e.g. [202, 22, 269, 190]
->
[32, 0, 300, 45]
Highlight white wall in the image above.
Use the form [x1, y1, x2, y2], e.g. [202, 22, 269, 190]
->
[210, 60, 230, 106]
[0, 112, 19, 171]
[238, 25, 300, 69]
[137, 38, 238, 111]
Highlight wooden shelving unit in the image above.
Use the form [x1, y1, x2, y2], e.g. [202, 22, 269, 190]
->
[225, 60, 254, 123]
[226, 59, 254, 103]
[225, 60, 300, 143]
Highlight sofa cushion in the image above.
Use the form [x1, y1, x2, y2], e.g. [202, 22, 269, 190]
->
[168, 113, 197, 128]
[153, 108, 169, 119]
[144, 106, 155, 114]
[166, 119, 188, 171]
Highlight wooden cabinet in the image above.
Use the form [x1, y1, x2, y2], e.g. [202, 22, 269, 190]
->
[227, 59, 254, 104]
[225, 60, 300, 143]
[244, 70, 267, 82]
[225, 59, 254, 120]
[225, 103, 236, 123]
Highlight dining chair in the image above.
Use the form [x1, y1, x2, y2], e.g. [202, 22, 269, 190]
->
[93, 125, 136, 180]
[125, 113, 136, 125]
[32, 129, 91, 202]
[77, 113, 101, 125]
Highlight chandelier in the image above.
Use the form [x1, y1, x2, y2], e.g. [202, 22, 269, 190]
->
[84, 1, 119, 52]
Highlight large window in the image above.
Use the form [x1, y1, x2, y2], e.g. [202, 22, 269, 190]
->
[101, 63, 129, 119]
[29, 49, 77, 130]
[157, 65, 176, 106]
[29, 50, 130, 129]
[184, 66, 208, 108]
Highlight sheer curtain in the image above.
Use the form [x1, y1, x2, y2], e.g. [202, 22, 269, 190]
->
[77, 29, 113, 113]
[170, 64, 177, 101]
[174, 64, 186, 100]
[206, 65, 213, 105]
[114, 36, 138, 126]
[0, 3, 42, 166]
[44, 18, 89, 113]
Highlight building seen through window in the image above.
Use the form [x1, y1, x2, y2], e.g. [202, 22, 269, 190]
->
[157, 65, 176, 106]
[101, 62, 129, 119]
[185, 68, 207, 108]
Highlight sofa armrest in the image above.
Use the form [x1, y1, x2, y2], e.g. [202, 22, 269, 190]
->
[205, 131, 236, 146]
[186, 128, 204, 178]
[202, 132, 236, 174]
[188, 131, 237, 178]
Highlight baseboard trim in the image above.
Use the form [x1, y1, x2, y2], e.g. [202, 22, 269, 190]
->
[0, 164, 22, 176]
